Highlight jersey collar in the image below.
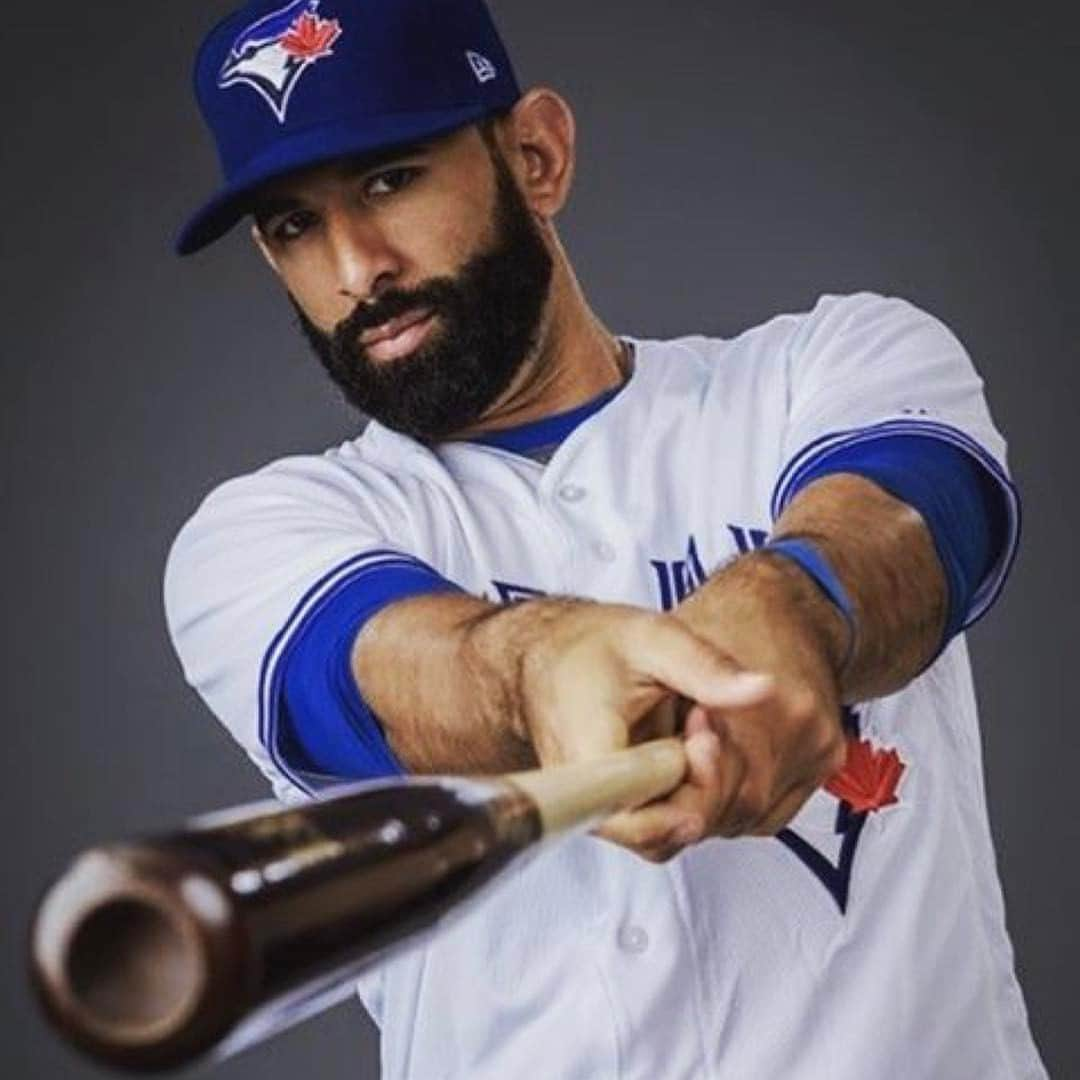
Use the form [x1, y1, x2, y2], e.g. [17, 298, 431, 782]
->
[464, 382, 626, 457]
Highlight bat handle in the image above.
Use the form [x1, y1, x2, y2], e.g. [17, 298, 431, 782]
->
[504, 738, 688, 837]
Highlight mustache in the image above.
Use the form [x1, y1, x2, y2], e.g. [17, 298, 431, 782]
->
[333, 281, 457, 349]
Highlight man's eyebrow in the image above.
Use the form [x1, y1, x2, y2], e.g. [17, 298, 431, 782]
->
[251, 195, 303, 224]
[340, 140, 434, 175]
[251, 142, 435, 224]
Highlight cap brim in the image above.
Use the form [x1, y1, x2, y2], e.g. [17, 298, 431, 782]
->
[175, 102, 503, 256]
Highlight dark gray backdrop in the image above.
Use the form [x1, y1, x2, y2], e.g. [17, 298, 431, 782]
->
[6, 2, 1076, 1076]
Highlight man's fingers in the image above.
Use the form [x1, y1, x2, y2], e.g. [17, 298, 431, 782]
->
[636, 617, 774, 709]
[682, 726, 728, 791]
[593, 728, 743, 858]
[594, 802, 704, 852]
[683, 703, 712, 738]
[682, 687, 844, 836]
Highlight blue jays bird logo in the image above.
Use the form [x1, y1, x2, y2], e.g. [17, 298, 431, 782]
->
[218, 0, 343, 123]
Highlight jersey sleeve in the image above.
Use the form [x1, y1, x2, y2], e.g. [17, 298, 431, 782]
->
[771, 292, 1020, 629]
[163, 454, 459, 801]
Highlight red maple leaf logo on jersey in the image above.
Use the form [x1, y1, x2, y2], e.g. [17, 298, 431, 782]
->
[825, 737, 905, 813]
[282, 12, 342, 60]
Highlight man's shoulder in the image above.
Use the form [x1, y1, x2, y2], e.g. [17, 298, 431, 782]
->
[171, 427, 422, 542]
[639, 290, 897, 358]
[638, 291, 944, 379]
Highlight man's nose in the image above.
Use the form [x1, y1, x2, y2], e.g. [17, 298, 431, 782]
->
[327, 213, 404, 303]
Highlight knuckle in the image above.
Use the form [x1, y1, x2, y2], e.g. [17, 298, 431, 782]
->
[786, 688, 819, 725]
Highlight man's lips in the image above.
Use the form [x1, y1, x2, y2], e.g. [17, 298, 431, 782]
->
[358, 307, 437, 363]
[360, 307, 435, 348]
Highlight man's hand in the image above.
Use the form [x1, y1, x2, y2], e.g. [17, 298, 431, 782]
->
[362, 590, 842, 863]
[467, 596, 844, 865]
[597, 473, 949, 864]
[465, 598, 774, 768]
[595, 682, 846, 863]
[358, 475, 944, 865]
[594, 552, 849, 863]
[357, 593, 771, 780]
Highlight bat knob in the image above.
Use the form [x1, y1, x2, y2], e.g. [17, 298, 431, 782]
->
[30, 847, 244, 1072]
[69, 893, 201, 1029]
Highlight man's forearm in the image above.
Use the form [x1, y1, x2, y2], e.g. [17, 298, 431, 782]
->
[352, 587, 767, 781]
[351, 592, 542, 775]
[677, 473, 949, 704]
[351, 473, 945, 786]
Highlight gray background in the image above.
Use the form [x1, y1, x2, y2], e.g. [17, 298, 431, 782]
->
[5, 1, 1076, 1076]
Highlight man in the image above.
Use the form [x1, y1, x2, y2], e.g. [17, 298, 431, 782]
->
[165, 0, 1046, 1076]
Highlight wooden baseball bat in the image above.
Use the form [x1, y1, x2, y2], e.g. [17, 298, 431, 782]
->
[29, 739, 686, 1073]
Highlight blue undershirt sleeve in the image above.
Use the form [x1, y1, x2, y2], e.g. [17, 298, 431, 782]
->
[785, 433, 1016, 646]
[274, 557, 464, 789]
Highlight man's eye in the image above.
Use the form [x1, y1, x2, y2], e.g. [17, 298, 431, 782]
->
[272, 211, 315, 243]
[364, 167, 421, 198]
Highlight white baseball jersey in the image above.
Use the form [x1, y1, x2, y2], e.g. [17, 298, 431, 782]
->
[164, 291, 1046, 1079]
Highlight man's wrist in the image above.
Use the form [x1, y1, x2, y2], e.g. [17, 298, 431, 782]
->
[759, 537, 856, 672]
[749, 549, 850, 692]
[457, 596, 589, 747]
[675, 552, 847, 699]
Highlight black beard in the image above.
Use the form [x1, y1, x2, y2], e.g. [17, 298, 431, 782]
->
[291, 149, 554, 442]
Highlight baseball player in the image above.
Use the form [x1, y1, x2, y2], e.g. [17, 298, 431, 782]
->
[165, 1, 1047, 1076]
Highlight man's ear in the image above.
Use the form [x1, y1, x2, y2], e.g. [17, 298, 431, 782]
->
[501, 87, 577, 219]
[251, 222, 282, 276]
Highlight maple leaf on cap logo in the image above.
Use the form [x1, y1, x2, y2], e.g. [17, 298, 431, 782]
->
[825, 737, 905, 814]
[282, 12, 342, 61]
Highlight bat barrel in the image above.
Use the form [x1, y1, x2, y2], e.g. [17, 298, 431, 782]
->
[30, 847, 247, 1072]
[64, 894, 201, 1034]
[29, 741, 686, 1072]
[30, 776, 540, 1072]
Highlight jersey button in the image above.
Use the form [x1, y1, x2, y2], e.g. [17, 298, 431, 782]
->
[593, 541, 617, 563]
[558, 483, 586, 502]
[617, 925, 650, 954]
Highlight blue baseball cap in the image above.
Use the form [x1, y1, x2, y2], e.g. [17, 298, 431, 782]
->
[177, 0, 521, 255]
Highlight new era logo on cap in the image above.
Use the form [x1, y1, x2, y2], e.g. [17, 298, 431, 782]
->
[466, 49, 498, 84]
[218, 0, 343, 123]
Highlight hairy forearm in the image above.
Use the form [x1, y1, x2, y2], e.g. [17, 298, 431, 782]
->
[351, 592, 539, 774]
[678, 473, 948, 704]
[352, 474, 945, 780]
[353, 585, 751, 779]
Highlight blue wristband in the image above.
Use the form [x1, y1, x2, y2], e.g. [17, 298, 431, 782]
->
[764, 538, 856, 665]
